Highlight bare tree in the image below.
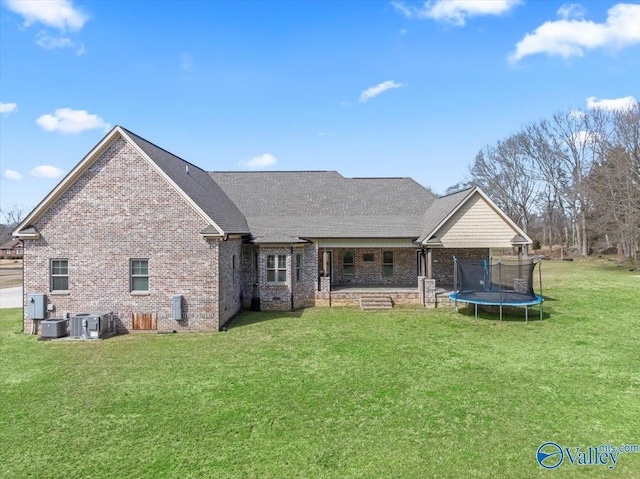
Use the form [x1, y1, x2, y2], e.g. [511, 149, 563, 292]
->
[0, 206, 27, 243]
[469, 134, 538, 233]
[588, 104, 640, 259]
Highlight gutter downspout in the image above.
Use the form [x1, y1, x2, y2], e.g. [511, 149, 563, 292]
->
[290, 245, 294, 311]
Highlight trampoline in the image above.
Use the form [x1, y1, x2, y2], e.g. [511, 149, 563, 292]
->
[449, 256, 544, 322]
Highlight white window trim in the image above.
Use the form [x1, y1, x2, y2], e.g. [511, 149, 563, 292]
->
[50, 258, 69, 292]
[130, 258, 149, 292]
[266, 254, 287, 284]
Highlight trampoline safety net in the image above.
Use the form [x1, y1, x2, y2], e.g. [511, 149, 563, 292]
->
[454, 257, 540, 304]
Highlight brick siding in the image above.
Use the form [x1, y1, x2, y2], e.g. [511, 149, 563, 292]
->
[432, 248, 489, 286]
[23, 137, 226, 333]
[329, 248, 418, 286]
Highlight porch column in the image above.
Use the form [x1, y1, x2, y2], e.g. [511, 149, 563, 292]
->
[322, 250, 329, 277]
[426, 248, 433, 280]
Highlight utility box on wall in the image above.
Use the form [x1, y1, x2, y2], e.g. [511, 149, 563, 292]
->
[172, 295, 183, 321]
[27, 294, 47, 319]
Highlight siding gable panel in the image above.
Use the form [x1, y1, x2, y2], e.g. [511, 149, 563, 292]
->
[437, 193, 520, 248]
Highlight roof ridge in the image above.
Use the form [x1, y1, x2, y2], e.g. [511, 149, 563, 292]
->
[437, 186, 475, 199]
[119, 126, 204, 172]
[351, 177, 409, 180]
[210, 170, 337, 174]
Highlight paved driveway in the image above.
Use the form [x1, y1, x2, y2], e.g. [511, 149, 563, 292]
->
[0, 286, 23, 308]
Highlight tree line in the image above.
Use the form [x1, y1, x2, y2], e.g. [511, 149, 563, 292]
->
[457, 103, 639, 260]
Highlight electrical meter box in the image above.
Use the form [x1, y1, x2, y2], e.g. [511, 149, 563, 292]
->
[27, 294, 47, 320]
[172, 295, 183, 321]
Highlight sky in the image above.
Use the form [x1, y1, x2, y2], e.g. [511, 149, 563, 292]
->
[1, 0, 639, 213]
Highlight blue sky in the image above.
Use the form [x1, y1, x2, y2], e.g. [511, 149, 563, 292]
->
[1, 0, 639, 212]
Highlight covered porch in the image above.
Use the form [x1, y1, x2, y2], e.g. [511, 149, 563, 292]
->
[318, 283, 454, 309]
[313, 241, 463, 309]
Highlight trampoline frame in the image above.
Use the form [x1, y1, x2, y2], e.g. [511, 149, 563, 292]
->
[450, 256, 544, 322]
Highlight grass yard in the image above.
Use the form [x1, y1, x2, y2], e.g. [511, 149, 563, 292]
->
[1, 260, 639, 478]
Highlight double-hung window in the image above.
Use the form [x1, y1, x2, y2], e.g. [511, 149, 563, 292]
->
[343, 251, 354, 278]
[382, 251, 394, 277]
[295, 254, 302, 282]
[50, 259, 69, 291]
[130, 259, 149, 292]
[267, 255, 287, 283]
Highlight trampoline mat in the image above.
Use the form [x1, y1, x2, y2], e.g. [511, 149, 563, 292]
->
[451, 291, 543, 306]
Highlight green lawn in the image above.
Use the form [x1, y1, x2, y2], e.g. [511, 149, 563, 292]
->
[1, 260, 639, 478]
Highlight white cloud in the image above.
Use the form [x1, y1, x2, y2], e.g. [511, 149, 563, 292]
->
[30, 165, 65, 178]
[239, 154, 278, 169]
[36, 32, 74, 49]
[573, 130, 601, 149]
[510, 3, 640, 62]
[586, 95, 637, 111]
[4, 169, 22, 180]
[4, 0, 88, 31]
[359, 80, 405, 103]
[392, 0, 521, 26]
[35, 31, 85, 54]
[36, 108, 110, 134]
[557, 3, 587, 20]
[0, 102, 18, 114]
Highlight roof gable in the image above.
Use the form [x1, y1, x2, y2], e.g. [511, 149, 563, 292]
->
[121, 128, 249, 235]
[14, 126, 249, 238]
[421, 187, 532, 247]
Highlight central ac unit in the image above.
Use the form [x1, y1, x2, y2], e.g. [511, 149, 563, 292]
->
[70, 312, 113, 339]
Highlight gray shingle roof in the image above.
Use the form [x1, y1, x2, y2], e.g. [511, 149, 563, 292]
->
[123, 128, 250, 235]
[210, 171, 437, 239]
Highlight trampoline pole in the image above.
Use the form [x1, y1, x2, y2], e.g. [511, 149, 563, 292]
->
[453, 256, 458, 312]
[498, 260, 503, 321]
[539, 259, 543, 299]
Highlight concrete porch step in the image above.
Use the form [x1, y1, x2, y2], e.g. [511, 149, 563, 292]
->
[359, 294, 394, 310]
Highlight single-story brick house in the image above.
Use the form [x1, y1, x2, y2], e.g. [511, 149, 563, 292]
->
[14, 126, 531, 333]
[0, 239, 23, 259]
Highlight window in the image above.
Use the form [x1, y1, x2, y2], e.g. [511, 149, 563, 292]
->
[130, 259, 149, 292]
[295, 254, 302, 282]
[382, 251, 394, 277]
[343, 251, 354, 278]
[267, 254, 287, 283]
[50, 259, 69, 291]
[232, 254, 237, 284]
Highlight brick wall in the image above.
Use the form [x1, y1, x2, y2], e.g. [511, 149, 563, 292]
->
[256, 246, 292, 310]
[293, 243, 317, 309]
[432, 248, 489, 286]
[23, 137, 223, 333]
[330, 248, 418, 286]
[218, 238, 243, 325]
[241, 243, 318, 311]
[241, 244, 258, 308]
